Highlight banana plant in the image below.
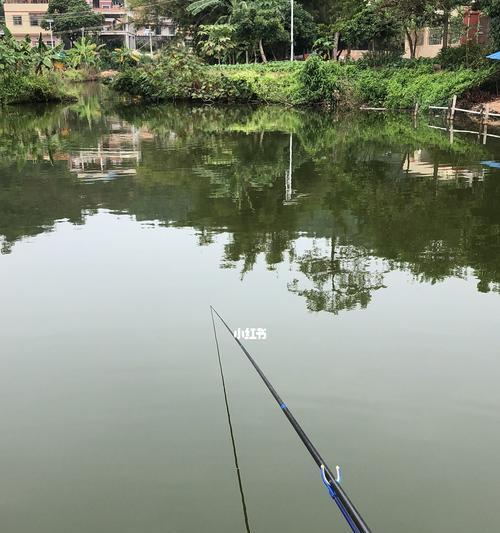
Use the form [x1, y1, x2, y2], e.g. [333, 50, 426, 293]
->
[66, 37, 104, 69]
[33, 34, 64, 75]
[113, 47, 142, 67]
[187, 0, 244, 23]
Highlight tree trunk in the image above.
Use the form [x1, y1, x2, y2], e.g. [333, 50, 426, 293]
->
[332, 31, 340, 61]
[442, 9, 450, 50]
[258, 39, 267, 63]
[405, 29, 416, 59]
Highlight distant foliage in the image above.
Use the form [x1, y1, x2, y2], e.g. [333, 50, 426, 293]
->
[66, 37, 104, 69]
[355, 50, 405, 68]
[197, 24, 237, 64]
[111, 47, 499, 109]
[435, 43, 492, 70]
[0, 72, 75, 104]
[112, 47, 255, 102]
[42, 0, 104, 47]
[0, 28, 74, 104]
[297, 54, 343, 105]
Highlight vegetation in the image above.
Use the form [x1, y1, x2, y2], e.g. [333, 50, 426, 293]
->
[66, 36, 103, 69]
[1, 92, 499, 309]
[0, 30, 75, 104]
[2, 0, 500, 107]
[111, 47, 497, 108]
[42, 0, 104, 48]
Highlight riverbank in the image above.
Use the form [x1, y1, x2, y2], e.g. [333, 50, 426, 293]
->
[110, 52, 498, 109]
[0, 72, 77, 106]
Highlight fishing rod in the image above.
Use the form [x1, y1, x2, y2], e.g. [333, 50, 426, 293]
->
[210, 307, 252, 533]
[210, 306, 372, 533]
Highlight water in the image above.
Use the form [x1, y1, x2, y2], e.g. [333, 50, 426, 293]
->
[1, 85, 499, 533]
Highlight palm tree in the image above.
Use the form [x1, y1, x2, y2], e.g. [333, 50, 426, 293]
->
[187, 0, 242, 23]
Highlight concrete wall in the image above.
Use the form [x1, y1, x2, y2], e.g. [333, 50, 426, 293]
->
[403, 28, 448, 59]
[4, 1, 52, 44]
[404, 11, 491, 59]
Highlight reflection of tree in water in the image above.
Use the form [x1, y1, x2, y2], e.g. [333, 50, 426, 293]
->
[288, 239, 386, 314]
[1, 91, 500, 311]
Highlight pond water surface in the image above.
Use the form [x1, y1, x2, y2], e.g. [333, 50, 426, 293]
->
[1, 86, 499, 533]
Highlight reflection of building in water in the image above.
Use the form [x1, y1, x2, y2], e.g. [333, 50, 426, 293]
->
[402, 149, 487, 185]
[379, 149, 487, 185]
[69, 122, 146, 181]
[27, 120, 153, 181]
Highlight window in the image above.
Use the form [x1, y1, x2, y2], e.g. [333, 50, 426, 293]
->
[29, 13, 43, 26]
[428, 28, 443, 46]
[13, 15, 23, 25]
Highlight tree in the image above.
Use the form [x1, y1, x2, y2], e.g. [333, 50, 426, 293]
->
[113, 47, 142, 67]
[127, 0, 192, 31]
[0, 30, 35, 73]
[381, 0, 435, 58]
[32, 34, 64, 74]
[187, 0, 240, 22]
[302, 0, 365, 59]
[66, 36, 103, 68]
[42, 0, 104, 47]
[232, 0, 315, 62]
[340, 4, 401, 53]
[435, 0, 463, 49]
[482, 0, 500, 48]
[198, 24, 237, 63]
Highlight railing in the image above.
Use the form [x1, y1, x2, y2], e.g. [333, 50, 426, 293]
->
[360, 95, 500, 123]
[428, 94, 500, 122]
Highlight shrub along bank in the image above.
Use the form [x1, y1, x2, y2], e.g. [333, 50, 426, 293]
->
[0, 72, 76, 105]
[111, 50, 498, 109]
[0, 31, 78, 105]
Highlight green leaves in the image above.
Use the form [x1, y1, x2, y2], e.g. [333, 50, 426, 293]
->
[187, 0, 224, 16]
[66, 36, 103, 69]
[42, 0, 104, 45]
[198, 24, 237, 63]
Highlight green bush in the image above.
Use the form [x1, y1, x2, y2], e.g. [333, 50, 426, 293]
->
[435, 43, 491, 70]
[355, 50, 405, 69]
[297, 55, 344, 105]
[112, 49, 256, 102]
[0, 72, 76, 105]
[111, 50, 498, 109]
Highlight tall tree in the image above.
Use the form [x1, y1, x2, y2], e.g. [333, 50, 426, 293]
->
[340, 4, 401, 53]
[482, 0, 500, 48]
[42, 0, 104, 47]
[382, 0, 434, 58]
[232, 0, 315, 62]
[187, 0, 240, 22]
[434, 0, 463, 50]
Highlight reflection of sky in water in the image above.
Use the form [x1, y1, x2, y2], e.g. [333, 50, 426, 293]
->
[1, 94, 500, 533]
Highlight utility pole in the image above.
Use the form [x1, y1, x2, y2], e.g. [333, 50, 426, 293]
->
[81, 27, 84, 38]
[290, 0, 294, 61]
[149, 26, 153, 56]
[47, 18, 54, 47]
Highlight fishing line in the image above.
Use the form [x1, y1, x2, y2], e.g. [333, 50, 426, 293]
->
[210, 306, 371, 533]
[210, 307, 252, 533]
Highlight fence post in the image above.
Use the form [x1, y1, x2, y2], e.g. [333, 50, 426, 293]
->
[448, 95, 457, 121]
[483, 103, 490, 125]
[482, 104, 490, 145]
